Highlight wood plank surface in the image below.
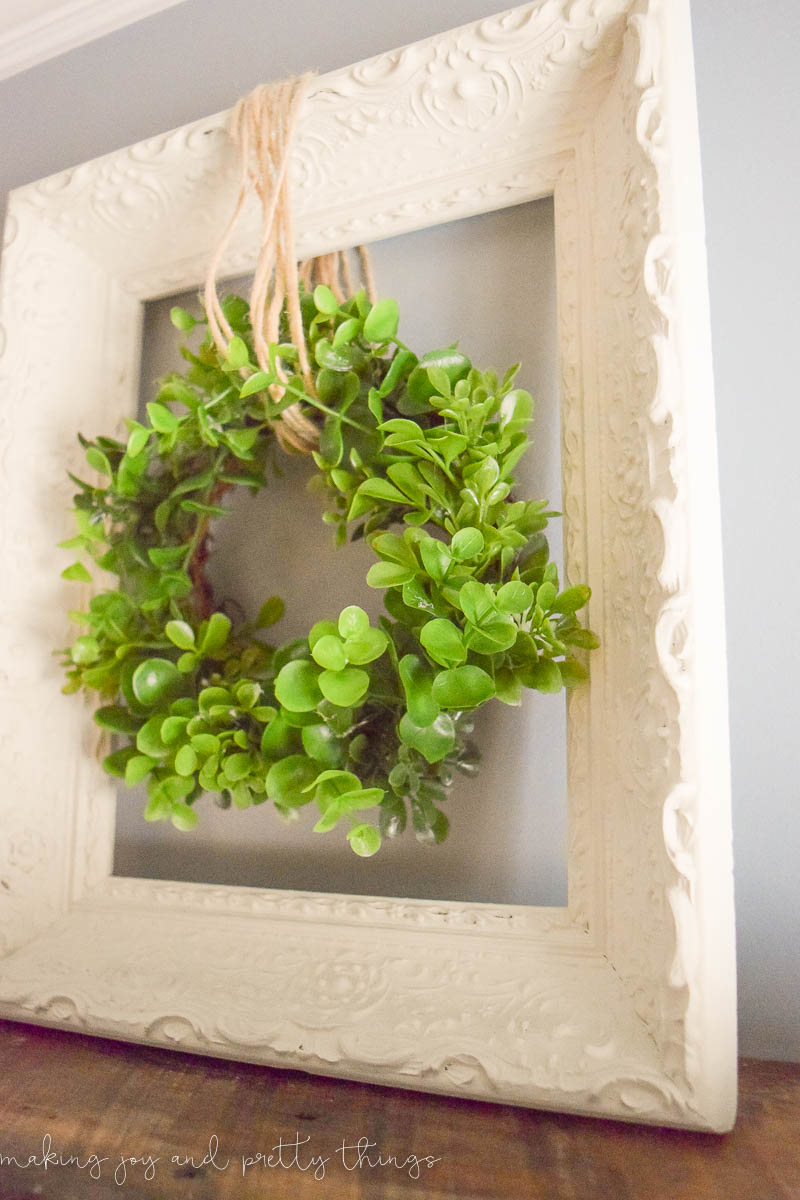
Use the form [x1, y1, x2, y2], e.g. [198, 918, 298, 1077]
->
[0, 1020, 797, 1199]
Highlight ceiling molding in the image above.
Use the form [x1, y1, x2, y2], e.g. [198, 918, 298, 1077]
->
[0, 0, 189, 82]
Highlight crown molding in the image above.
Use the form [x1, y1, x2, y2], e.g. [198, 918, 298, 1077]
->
[0, 0, 189, 82]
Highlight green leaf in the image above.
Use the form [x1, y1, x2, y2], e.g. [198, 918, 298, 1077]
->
[496, 580, 534, 613]
[471, 456, 500, 495]
[161, 715, 190, 744]
[504, 387, 534, 425]
[523, 659, 563, 694]
[226, 335, 250, 368]
[131, 658, 182, 706]
[333, 317, 361, 346]
[191, 733, 221, 757]
[379, 417, 425, 445]
[347, 824, 382, 857]
[70, 635, 100, 665]
[61, 562, 91, 583]
[125, 754, 156, 786]
[136, 716, 171, 759]
[314, 339, 353, 372]
[363, 297, 399, 342]
[230, 783, 253, 809]
[376, 348, 417, 398]
[342, 626, 387, 665]
[366, 561, 416, 588]
[225, 427, 260, 457]
[144, 792, 170, 821]
[170, 306, 197, 331]
[303, 768, 360, 795]
[266, 755, 317, 807]
[558, 658, 589, 687]
[102, 747, 137, 778]
[494, 668, 523, 706]
[563, 627, 600, 650]
[369, 533, 417, 569]
[85, 447, 112, 476]
[450, 527, 484, 561]
[426, 365, 451, 398]
[146, 401, 179, 433]
[398, 654, 440, 727]
[198, 686, 230, 711]
[256, 595, 284, 627]
[175, 745, 198, 776]
[199, 612, 231, 655]
[234, 680, 261, 709]
[311, 634, 347, 672]
[536, 582, 557, 611]
[424, 429, 467, 467]
[301, 723, 343, 767]
[386, 462, 427, 506]
[154, 499, 173, 534]
[260, 711, 295, 757]
[274, 659, 322, 712]
[554, 585, 592, 614]
[431, 665, 494, 709]
[148, 544, 188, 569]
[313, 283, 338, 314]
[308, 619, 339, 649]
[398, 712, 456, 764]
[405, 348, 471, 408]
[464, 614, 517, 655]
[239, 370, 272, 398]
[312, 799, 346, 833]
[222, 752, 254, 782]
[93, 705, 140, 734]
[419, 619, 466, 669]
[355, 477, 409, 506]
[318, 414, 343, 467]
[419, 537, 451, 585]
[170, 802, 199, 831]
[179, 499, 228, 517]
[165, 620, 196, 650]
[458, 580, 494, 625]
[318, 667, 369, 708]
[338, 605, 370, 638]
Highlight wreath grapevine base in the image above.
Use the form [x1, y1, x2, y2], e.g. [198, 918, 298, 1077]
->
[59, 285, 597, 856]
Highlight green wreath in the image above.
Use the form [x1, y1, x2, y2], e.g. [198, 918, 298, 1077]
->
[59, 284, 598, 856]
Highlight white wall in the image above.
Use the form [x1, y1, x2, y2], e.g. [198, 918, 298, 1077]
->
[690, 0, 800, 1062]
[0, 0, 797, 1060]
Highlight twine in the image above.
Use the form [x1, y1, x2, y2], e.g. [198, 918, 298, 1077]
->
[204, 75, 376, 453]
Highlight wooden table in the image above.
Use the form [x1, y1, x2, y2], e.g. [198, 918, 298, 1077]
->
[0, 1020, 797, 1198]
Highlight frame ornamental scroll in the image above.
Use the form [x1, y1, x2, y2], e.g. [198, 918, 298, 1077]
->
[0, 0, 736, 1129]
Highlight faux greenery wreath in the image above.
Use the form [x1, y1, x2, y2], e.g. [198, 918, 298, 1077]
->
[59, 284, 598, 856]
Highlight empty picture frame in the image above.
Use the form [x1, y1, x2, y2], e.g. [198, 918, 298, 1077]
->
[0, 0, 736, 1129]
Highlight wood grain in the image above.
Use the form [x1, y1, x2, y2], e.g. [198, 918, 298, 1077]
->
[0, 1021, 796, 1199]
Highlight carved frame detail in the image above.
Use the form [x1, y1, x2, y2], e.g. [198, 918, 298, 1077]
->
[0, 0, 736, 1129]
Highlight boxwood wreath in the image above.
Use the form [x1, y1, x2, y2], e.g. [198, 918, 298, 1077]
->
[58, 285, 598, 856]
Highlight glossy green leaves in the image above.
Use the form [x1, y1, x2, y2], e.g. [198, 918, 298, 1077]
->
[60, 281, 597, 858]
[275, 660, 322, 712]
[431, 665, 494, 709]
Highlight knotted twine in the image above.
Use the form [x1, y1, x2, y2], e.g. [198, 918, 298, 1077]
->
[203, 74, 376, 453]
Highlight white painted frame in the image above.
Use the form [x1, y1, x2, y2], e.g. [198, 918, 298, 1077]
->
[0, 0, 736, 1130]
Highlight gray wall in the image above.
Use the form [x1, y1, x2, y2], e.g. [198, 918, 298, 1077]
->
[0, 0, 797, 1059]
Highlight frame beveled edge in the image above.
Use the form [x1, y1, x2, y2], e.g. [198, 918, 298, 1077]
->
[0, 0, 736, 1129]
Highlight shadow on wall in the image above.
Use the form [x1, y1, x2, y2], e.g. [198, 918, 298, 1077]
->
[114, 195, 568, 907]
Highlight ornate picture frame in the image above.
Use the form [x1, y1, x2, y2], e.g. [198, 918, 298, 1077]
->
[0, 0, 736, 1129]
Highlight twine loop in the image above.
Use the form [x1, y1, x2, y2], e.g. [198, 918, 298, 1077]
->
[204, 75, 375, 453]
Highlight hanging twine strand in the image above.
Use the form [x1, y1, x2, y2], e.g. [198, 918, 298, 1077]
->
[204, 75, 376, 454]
